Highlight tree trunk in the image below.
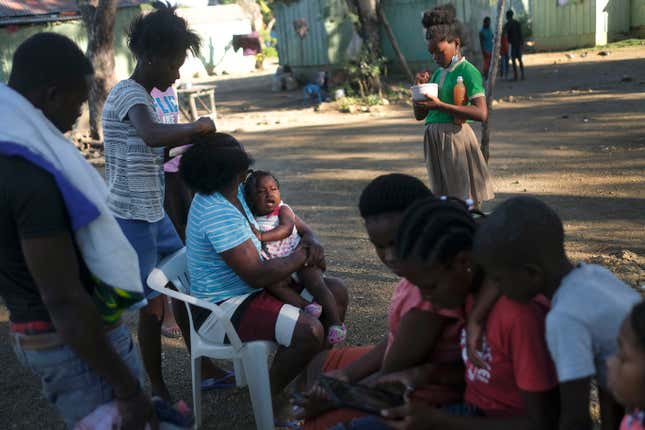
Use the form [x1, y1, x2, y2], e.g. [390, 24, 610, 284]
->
[79, 0, 117, 141]
[480, 0, 506, 162]
[349, 0, 383, 94]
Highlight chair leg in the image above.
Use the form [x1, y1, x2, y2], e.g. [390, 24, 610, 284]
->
[192, 355, 203, 429]
[233, 358, 247, 388]
[242, 344, 274, 430]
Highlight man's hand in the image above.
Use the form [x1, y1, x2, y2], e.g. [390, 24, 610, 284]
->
[117, 390, 159, 430]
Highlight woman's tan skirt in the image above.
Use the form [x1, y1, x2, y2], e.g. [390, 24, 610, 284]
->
[424, 122, 494, 204]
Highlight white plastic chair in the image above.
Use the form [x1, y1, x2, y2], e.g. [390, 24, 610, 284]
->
[146, 247, 277, 429]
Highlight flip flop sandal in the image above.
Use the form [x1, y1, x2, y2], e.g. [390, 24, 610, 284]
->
[161, 324, 182, 339]
[201, 370, 236, 391]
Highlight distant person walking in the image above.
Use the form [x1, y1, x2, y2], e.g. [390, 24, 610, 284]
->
[479, 17, 494, 79]
[505, 10, 525, 80]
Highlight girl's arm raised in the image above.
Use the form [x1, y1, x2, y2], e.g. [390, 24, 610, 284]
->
[128, 104, 215, 148]
[257, 205, 296, 242]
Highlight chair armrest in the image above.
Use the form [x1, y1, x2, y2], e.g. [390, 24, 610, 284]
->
[147, 268, 244, 350]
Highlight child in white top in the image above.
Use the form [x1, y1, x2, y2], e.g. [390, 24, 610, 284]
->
[245, 170, 346, 344]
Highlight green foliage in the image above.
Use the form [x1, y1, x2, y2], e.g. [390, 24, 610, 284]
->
[336, 94, 385, 113]
[344, 46, 386, 97]
[262, 46, 278, 58]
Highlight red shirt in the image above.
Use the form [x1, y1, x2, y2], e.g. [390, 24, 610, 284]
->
[462, 295, 558, 417]
[387, 279, 465, 405]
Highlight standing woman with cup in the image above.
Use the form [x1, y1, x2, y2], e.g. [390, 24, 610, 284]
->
[413, 4, 493, 206]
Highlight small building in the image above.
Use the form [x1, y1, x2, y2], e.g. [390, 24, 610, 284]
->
[0, 0, 147, 82]
[532, 0, 645, 50]
[0, 1, 257, 83]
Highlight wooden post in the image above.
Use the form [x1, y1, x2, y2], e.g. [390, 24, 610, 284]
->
[377, 4, 414, 84]
[480, 0, 506, 162]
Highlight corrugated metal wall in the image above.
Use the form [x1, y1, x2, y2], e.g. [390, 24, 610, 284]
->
[532, 0, 596, 50]
[275, 0, 499, 71]
[380, 0, 497, 71]
[274, 0, 352, 67]
[606, 0, 631, 36]
[632, 0, 645, 36]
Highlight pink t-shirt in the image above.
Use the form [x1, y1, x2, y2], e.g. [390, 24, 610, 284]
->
[462, 295, 558, 417]
[150, 87, 188, 173]
[386, 279, 465, 405]
[622, 411, 645, 430]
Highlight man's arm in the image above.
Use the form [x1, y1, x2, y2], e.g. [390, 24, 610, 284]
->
[22, 233, 155, 428]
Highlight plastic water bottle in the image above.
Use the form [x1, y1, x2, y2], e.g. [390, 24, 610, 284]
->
[453, 75, 467, 125]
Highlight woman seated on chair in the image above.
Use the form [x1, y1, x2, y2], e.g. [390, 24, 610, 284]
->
[179, 133, 348, 421]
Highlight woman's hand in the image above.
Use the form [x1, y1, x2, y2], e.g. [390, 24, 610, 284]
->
[414, 71, 430, 85]
[414, 95, 443, 111]
[300, 235, 326, 270]
[250, 224, 262, 242]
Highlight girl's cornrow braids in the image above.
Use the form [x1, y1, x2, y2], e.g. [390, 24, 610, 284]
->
[397, 197, 477, 265]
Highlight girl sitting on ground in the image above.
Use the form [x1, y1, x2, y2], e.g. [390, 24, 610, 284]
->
[377, 197, 559, 429]
[296, 174, 468, 430]
[608, 300, 645, 430]
[245, 170, 345, 344]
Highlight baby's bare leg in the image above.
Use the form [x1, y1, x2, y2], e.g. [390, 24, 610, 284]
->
[299, 267, 342, 326]
[264, 278, 309, 309]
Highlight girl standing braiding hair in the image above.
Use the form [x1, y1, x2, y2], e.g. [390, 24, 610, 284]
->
[102, 3, 218, 401]
[414, 4, 494, 207]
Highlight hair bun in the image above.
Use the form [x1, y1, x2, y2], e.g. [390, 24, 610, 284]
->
[423, 4, 457, 27]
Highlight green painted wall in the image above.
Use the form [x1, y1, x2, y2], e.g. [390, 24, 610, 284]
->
[533, 0, 596, 50]
[380, 0, 497, 72]
[533, 0, 638, 51]
[632, 0, 645, 36]
[274, 0, 350, 68]
[274, 0, 499, 73]
[0, 6, 144, 83]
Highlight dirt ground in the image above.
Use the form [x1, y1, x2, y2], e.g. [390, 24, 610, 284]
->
[1, 47, 643, 429]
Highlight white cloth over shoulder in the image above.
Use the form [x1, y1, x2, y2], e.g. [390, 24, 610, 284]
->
[0, 84, 143, 294]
